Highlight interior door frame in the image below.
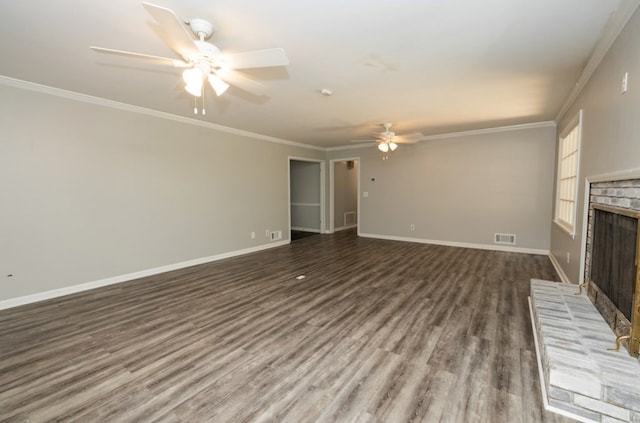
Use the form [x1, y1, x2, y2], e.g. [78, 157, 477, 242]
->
[329, 157, 360, 235]
[288, 156, 326, 236]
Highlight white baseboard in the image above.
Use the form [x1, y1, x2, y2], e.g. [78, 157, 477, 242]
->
[358, 232, 549, 255]
[547, 253, 572, 284]
[291, 227, 321, 233]
[333, 224, 357, 232]
[0, 240, 289, 310]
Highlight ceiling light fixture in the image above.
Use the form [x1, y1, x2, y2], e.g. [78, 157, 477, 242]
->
[183, 62, 231, 114]
[183, 67, 203, 97]
[378, 139, 398, 153]
[208, 74, 229, 96]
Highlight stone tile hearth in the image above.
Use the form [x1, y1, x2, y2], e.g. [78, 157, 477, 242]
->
[530, 279, 640, 423]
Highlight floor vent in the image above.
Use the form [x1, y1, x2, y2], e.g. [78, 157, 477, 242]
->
[494, 233, 516, 245]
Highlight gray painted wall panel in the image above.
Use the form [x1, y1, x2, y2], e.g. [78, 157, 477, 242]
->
[330, 125, 556, 250]
[550, 7, 640, 283]
[0, 84, 323, 301]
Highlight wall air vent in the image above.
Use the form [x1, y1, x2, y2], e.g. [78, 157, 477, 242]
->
[494, 233, 516, 245]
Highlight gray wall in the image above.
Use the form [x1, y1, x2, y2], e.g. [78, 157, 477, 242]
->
[290, 160, 321, 231]
[329, 124, 556, 251]
[333, 161, 358, 229]
[0, 83, 323, 301]
[550, 7, 640, 283]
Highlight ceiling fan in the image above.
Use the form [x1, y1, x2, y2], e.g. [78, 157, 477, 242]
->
[352, 123, 424, 153]
[90, 2, 289, 112]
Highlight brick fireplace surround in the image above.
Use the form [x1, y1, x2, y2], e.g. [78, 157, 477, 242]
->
[530, 178, 640, 423]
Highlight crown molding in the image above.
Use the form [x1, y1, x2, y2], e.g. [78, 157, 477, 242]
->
[326, 142, 374, 152]
[0, 75, 324, 152]
[416, 121, 556, 142]
[326, 121, 557, 151]
[0, 75, 558, 151]
[555, 0, 640, 123]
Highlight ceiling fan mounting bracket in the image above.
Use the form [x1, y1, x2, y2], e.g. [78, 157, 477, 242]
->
[187, 18, 214, 40]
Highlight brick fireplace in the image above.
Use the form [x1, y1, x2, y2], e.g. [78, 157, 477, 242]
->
[585, 179, 640, 358]
[529, 177, 640, 422]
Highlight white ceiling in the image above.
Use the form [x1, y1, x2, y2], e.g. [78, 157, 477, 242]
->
[0, 0, 630, 148]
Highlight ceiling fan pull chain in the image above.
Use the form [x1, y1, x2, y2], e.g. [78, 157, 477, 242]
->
[202, 86, 206, 115]
[193, 95, 198, 115]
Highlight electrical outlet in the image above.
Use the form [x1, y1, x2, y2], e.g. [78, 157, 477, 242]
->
[270, 230, 282, 241]
[265, 229, 270, 238]
[409, 224, 415, 231]
[251, 232, 255, 239]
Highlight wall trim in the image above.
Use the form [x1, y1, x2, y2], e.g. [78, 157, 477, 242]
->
[1, 75, 559, 152]
[416, 121, 556, 142]
[327, 143, 373, 152]
[291, 227, 322, 233]
[0, 240, 289, 311]
[290, 202, 321, 207]
[586, 167, 640, 184]
[333, 224, 358, 232]
[358, 232, 549, 255]
[0, 75, 324, 152]
[555, 0, 640, 122]
[548, 253, 572, 284]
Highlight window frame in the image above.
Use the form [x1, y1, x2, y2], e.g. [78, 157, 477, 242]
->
[554, 109, 583, 238]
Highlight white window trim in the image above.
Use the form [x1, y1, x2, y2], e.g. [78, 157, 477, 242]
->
[553, 109, 583, 238]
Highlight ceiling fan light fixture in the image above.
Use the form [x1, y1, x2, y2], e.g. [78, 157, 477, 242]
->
[378, 142, 389, 153]
[389, 142, 398, 151]
[185, 82, 202, 97]
[208, 74, 230, 96]
[91, 3, 289, 112]
[182, 67, 203, 86]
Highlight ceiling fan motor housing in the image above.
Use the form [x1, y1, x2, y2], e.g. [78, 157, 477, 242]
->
[192, 40, 225, 69]
[188, 18, 214, 39]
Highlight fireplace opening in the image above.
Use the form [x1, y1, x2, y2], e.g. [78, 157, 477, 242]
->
[588, 204, 640, 356]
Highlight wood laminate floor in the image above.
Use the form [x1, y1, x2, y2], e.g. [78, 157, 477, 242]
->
[0, 230, 575, 422]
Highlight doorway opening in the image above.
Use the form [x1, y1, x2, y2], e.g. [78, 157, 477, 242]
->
[330, 158, 360, 234]
[288, 157, 325, 241]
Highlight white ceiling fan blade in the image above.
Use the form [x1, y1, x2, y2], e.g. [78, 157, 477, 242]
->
[394, 138, 419, 144]
[395, 132, 426, 144]
[90, 46, 189, 67]
[350, 139, 378, 143]
[142, 2, 199, 59]
[402, 132, 425, 140]
[225, 48, 289, 69]
[208, 74, 230, 96]
[218, 70, 266, 96]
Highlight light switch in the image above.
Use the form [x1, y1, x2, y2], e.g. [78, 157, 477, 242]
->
[363, 192, 369, 197]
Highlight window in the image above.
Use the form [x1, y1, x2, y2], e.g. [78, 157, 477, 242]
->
[554, 110, 582, 237]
